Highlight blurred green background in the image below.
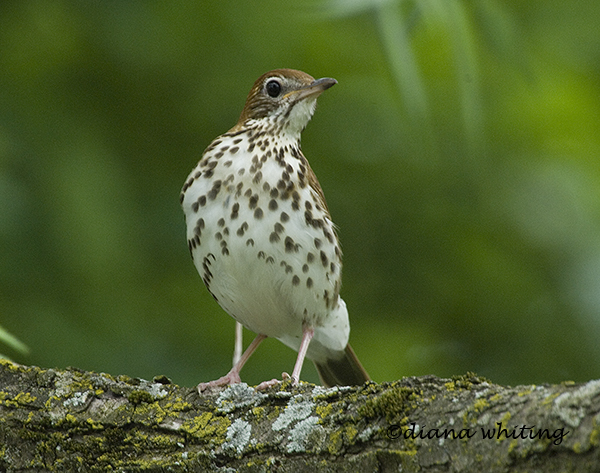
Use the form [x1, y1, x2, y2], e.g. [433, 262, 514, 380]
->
[1, 0, 599, 388]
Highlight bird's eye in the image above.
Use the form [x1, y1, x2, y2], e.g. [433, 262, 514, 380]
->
[265, 79, 282, 98]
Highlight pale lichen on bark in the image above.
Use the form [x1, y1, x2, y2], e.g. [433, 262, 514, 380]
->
[0, 359, 599, 471]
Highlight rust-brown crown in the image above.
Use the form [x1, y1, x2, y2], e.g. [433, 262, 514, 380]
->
[230, 69, 337, 133]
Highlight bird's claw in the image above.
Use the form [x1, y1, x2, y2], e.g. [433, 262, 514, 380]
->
[254, 372, 299, 391]
[197, 371, 242, 394]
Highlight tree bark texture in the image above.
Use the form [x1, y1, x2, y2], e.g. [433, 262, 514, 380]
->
[0, 360, 598, 472]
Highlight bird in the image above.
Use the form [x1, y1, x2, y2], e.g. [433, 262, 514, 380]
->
[180, 69, 370, 391]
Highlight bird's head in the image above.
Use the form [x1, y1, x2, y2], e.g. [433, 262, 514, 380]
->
[232, 69, 337, 139]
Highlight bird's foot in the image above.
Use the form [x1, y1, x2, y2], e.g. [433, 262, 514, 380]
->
[285, 371, 300, 385]
[254, 378, 281, 391]
[254, 372, 297, 391]
[197, 370, 241, 394]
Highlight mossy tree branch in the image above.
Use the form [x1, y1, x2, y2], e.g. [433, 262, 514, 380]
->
[0, 360, 598, 471]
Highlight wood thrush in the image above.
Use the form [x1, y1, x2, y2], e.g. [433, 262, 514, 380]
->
[181, 69, 370, 390]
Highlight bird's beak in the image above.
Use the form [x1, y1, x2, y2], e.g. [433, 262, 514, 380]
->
[285, 77, 337, 101]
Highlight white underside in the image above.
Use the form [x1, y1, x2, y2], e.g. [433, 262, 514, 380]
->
[182, 131, 349, 363]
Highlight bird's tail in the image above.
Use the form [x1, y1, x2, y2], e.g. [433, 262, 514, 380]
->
[313, 343, 370, 387]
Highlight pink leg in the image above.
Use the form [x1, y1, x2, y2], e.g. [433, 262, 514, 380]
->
[232, 322, 243, 366]
[290, 325, 314, 385]
[255, 325, 315, 390]
[198, 333, 266, 393]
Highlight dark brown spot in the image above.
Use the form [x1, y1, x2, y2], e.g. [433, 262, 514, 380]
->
[306, 278, 313, 288]
[292, 275, 300, 286]
[307, 252, 315, 263]
[230, 146, 239, 154]
[215, 232, 222, 241]
[236, 222, 248, 236]
[246, 238, 254, 246]
[269, 199, 278, 211]
[270, 188, 279, 198]
[320, 251, 328, 267]
[274, 223, 284, 233]
[253, 171, 263, 184]
[249, 194, 258, 209]
[277, 148, 286, 165]
[266, 256, 274, 264]
[254, 208, 264, 219]
[285, 236, 298, 253]
[257, 251, 265, 259]
[208, 180, 222, 200]
[199, 195, 207, 207]
[263, 182, 271, 192]
[314, 238, 322, 249]
[217, 218, 225, 227]
[302, 264, 309, 273]
[269, 232, 280, 243]
[280, 262, 293, 274]
[304, 211, 313, 225]
[191, 202, 199, 212]
[280, 212, 290, 222]
[231, 203, 240, 219]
